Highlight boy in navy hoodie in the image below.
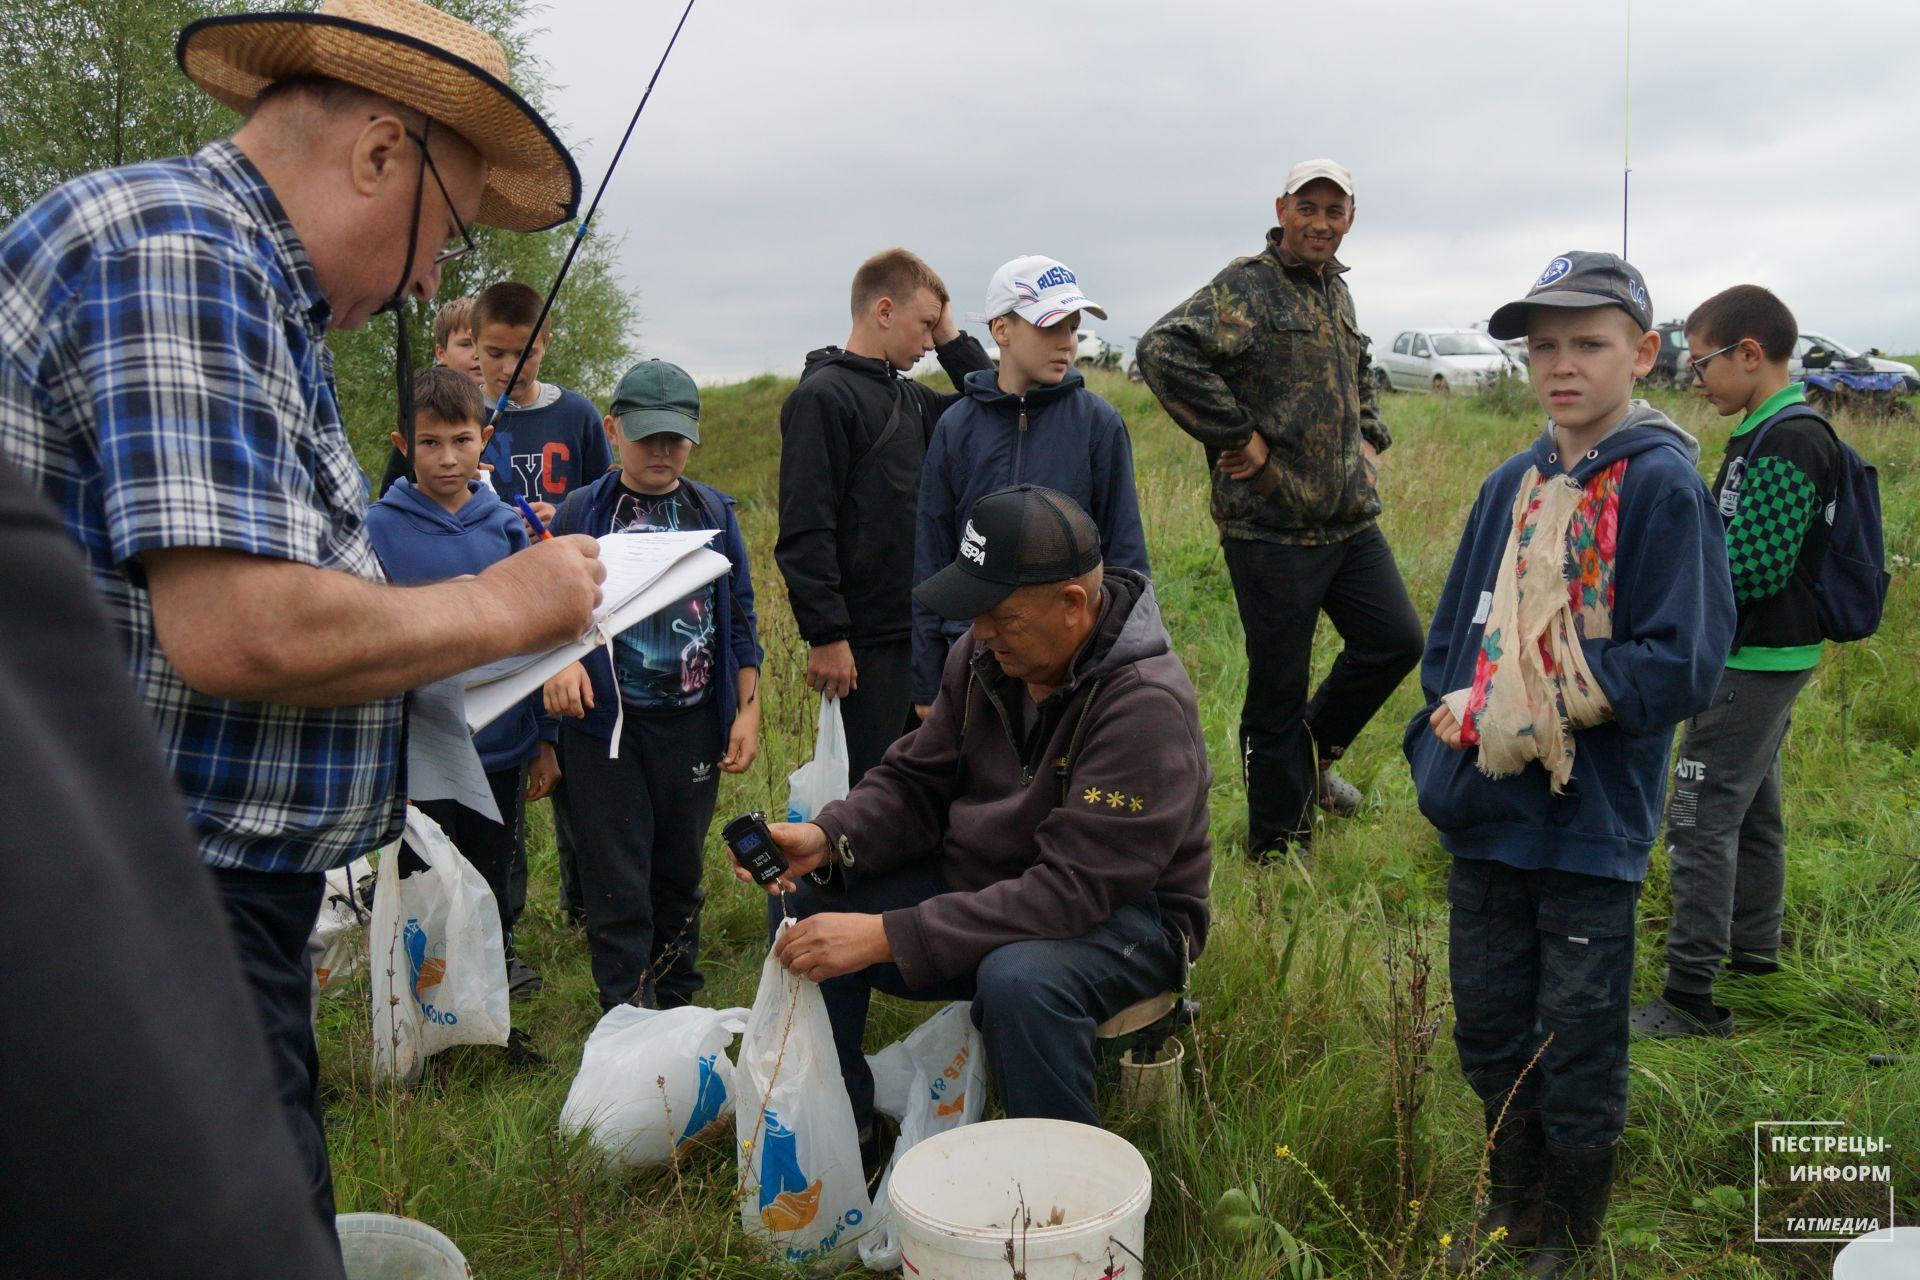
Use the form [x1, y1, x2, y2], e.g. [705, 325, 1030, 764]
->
[543, 360, 763, 1011]
[1405, 253, 1733, 1277]
[472, 281, 615, 524]
[365, 368, 555, 1057]
[911, 256, 1150, 711]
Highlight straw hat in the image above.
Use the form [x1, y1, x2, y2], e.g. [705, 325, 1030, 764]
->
[177, 0, 581, 232]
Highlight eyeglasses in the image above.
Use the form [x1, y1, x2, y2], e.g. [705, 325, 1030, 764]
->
[404, 122, 478, 266]
[1689, 340, 1740, 381]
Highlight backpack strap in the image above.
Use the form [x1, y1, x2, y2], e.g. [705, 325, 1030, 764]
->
[1742, 403, 1831, 458]
[843, 379, 912, 494]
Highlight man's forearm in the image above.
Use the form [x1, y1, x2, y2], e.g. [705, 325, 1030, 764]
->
[146, 545, 596, 707]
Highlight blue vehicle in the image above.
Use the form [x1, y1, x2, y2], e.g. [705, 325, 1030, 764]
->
[1803, 345, 1916, 421]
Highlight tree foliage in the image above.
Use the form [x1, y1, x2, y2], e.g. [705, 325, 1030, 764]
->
[0, 0, 640, 478]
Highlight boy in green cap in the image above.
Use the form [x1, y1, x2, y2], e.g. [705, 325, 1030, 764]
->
[542, 360, 764, 1011]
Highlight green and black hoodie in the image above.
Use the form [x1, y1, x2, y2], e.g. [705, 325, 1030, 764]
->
[1710, 383, 1840, 671]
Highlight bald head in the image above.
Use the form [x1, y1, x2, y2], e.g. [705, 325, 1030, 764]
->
[244, 79, 480, 172]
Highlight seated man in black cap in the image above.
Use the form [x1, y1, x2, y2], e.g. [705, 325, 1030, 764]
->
[734, 485, 1211, 1136]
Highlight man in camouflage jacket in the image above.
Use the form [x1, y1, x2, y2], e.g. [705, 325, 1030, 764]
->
[1137, 158, 1423, 865]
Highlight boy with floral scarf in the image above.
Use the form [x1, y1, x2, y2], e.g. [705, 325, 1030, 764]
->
[1405, 252, 1734, 1278]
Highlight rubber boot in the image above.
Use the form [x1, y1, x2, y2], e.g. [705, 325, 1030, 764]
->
[1447, 1105, 1543, 1272]
[1526, 1141, 1616, 1279]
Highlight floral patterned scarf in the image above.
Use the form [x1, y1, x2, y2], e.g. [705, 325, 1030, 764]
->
[1459, 459, 1626, 791]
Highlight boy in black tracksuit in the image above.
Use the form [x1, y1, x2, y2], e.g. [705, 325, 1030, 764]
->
[1631, 286, 1842, 1040]
[775, 249, 991, 785]
[544, 361, 762, 1011]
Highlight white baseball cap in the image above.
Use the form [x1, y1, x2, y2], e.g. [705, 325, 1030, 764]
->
[1283, 158, 1355, 198]
[977, 255, 1108, 327]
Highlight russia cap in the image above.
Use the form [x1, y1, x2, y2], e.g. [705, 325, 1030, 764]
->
[913, 485, 1103, 621]
[978, 255, 1108, 328]
[1487, 251, 1654, 340]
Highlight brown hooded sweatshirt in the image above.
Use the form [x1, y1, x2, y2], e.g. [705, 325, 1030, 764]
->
[809, 569, 1212, 988]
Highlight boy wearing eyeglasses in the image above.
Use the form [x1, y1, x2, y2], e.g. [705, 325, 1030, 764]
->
[1631, 285, 1841, 1042]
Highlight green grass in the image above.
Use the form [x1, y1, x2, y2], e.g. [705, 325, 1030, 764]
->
[319, 372, 1920, 1277]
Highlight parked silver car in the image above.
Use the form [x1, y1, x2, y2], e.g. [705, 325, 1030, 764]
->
[1374, 328, 1527, 394]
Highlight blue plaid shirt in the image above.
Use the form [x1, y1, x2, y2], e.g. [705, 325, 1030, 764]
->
[0, 141, 405, 874]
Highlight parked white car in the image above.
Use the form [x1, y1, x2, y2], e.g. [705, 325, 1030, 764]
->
[1792, 332, 1920, 394]
[1374, 328, 1527, 394]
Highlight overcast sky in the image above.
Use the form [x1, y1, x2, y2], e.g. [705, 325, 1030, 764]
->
[529, 0, 1920, 383]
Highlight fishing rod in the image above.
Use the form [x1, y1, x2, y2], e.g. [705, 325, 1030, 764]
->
[1621, 0, 1632, 259]
[485, 0, 699, 437]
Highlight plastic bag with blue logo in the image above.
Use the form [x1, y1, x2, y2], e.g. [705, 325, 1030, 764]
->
[369, 805, 511, 1082]
[736, 920, 873, 1268]
[559, 1004, 749, 1168]
[785, 694, 850, 823]
[857, 1001, 988, 1271]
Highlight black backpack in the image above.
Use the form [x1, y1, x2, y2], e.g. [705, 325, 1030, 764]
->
[1744, 406, 1889, 642]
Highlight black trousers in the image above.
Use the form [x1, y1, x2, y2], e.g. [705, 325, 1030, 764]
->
[1448, 858, 1640, 1149]
[561, 699, 721, 1009]
[209, 867, 334, 1226]
[1222, 524, 1423, 853]
[415, 761, 525, 949]
[552, 772, 583, 920]
[840, 639, 918, 787]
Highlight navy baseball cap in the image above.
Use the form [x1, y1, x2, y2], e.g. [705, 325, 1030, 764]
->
[1487, 251, 1654, 340]
[913, 485, 1102, 621]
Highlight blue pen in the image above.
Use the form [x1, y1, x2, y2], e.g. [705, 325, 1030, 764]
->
[512, 495, 553, 541]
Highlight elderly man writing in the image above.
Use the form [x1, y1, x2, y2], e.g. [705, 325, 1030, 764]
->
[738, 486, 1211, 1141]
[0, 0, 603, 1229]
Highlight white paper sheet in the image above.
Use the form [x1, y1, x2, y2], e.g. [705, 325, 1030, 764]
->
[462, 529, 723, 696]
[406, 677, 501, 822]
[462, 546, 733, 733]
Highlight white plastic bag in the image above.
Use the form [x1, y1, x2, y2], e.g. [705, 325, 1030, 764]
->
[786, 695, 851, 822]
[559, 1004, 749, 1168]
[735, 921, 872, 1267]
[309, 855, 372, 1006]
[858, 1001, 989, 1271]
[369, 805, 511, 1081]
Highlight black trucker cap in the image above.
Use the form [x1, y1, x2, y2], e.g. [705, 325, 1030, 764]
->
[913, 485, 1103, 621]
[1487, 250, 1653, 340]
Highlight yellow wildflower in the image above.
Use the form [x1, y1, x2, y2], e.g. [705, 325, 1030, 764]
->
[1439, 1233, 1453, 1248]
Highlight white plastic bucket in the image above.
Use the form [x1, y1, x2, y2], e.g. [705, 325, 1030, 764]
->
[336, 1213, 471, 1280]
[889, 1118, 1151, 1279]
[1834, 1225, 1920, 1279]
